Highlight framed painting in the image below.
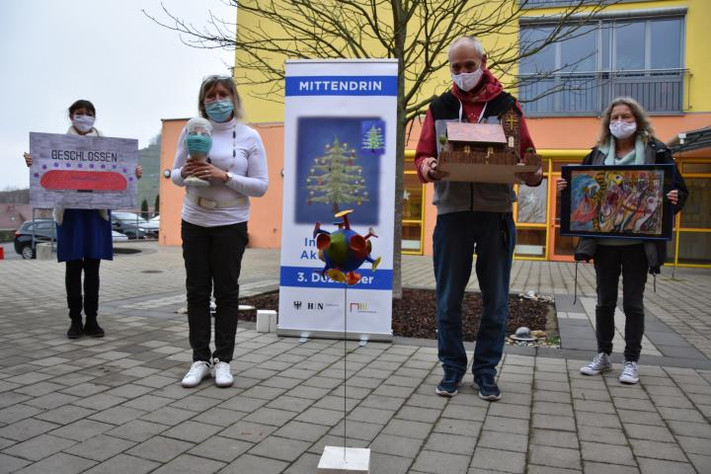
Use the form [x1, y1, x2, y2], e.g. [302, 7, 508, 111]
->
[560, 164, 675, 241]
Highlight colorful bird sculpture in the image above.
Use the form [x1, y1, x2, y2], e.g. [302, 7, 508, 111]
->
[313, 209, 381, 285]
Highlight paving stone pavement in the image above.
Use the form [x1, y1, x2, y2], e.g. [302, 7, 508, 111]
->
[0, 241, 709, 473]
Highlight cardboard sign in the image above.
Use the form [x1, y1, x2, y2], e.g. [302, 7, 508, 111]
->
[29, 132, 138, 209]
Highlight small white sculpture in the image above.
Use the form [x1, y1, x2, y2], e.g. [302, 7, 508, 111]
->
[184, 117, 213, 187]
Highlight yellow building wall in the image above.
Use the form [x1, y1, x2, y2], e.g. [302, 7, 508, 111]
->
[235, 2, 519, 123]
[236, 0, 711, 120]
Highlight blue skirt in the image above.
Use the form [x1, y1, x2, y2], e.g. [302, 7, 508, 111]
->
[56, 209, 113, 262]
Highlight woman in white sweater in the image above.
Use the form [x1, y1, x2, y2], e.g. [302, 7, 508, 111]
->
[171, 75, 268, 388]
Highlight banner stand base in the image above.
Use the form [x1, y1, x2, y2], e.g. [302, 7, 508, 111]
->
[318, 446, 370, 473]
[277, 328, 392, 342]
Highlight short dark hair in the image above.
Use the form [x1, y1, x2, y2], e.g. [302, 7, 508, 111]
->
[68, 99, 96, 117]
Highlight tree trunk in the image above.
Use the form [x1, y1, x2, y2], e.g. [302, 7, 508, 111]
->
[391, 1, 406, 299]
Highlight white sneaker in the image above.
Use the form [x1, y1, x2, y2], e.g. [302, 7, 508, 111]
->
[580, 352, 612, 376]
[213, 359, 233, 387]
[619, 361, 640, 384]
[181, 361, 211, 388]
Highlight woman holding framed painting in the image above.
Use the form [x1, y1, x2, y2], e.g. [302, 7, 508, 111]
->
[557, 97, 688, 384]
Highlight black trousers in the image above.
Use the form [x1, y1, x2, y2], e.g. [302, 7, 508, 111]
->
[181, 220, 247, 363]
[66, 258, 101, 321]
[594, 244, 648, 362]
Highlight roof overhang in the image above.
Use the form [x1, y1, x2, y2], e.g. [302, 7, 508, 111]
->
[667, 126, 711, 154]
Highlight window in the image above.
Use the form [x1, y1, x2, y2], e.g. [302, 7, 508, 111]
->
[519, 14, 685, 115]
[517, 178, 548, 224]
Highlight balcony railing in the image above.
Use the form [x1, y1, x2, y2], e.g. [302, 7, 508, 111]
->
[518, 69, 688, 116]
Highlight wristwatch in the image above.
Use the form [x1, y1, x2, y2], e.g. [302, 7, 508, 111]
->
[224, 171, 234, 183]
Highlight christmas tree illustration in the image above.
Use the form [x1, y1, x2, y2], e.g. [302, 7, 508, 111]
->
[306, 137, 369, 214]
[362, 124, 385, 152]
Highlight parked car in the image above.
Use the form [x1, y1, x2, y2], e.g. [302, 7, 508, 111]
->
[111, 211, 149, 239]
[112, 230, 129, 242]
[15, 219, 130, 259]
[14, 218, 56, 259]
[142, 215, 160, 238]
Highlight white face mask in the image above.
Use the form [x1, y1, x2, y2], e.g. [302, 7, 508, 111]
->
[609, 120, 637, 139]
[72, 114, 95, 133]
[451, 68, 483, 92]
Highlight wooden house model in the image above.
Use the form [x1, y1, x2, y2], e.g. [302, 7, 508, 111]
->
[438, 109, 542, 183]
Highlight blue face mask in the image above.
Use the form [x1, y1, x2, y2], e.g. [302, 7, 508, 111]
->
[186, 134, 212, 156]
[204, 99, 234, 123]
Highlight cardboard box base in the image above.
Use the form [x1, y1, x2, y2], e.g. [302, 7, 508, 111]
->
[440, 163, 540, 183]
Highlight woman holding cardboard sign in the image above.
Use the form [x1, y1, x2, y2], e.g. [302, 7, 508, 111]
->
[557, 97, 687, 384]
[23, 99, 142, 339]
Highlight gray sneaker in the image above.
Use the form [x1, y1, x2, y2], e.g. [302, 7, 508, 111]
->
[580, 352, 612, 376]
[619, 361, 639, 384]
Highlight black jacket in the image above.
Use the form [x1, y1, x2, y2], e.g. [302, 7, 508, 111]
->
[574, 138, 689, 274]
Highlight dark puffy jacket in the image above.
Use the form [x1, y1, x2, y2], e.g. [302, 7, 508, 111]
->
[574, 138, 689, 274]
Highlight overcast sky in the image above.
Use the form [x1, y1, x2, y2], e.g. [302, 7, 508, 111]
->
[0, 0, 236, 190]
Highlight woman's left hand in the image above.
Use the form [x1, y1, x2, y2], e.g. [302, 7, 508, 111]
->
[192, 161, 229, 183]
[135, 165, 143, 179]
[666, 189, 679, 205]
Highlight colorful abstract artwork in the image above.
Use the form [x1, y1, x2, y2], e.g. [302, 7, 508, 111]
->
[561, 164, 674, 240]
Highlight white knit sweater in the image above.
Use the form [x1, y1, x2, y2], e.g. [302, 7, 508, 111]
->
[171, 118, 269, 227]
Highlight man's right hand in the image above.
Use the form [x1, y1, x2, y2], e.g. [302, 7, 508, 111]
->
[419, 157, 449, 182]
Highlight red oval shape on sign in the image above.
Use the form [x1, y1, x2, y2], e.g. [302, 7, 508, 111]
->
[40, 170, 127, 191]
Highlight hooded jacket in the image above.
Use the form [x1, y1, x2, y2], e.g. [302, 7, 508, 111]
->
[415, 68, 537, 214]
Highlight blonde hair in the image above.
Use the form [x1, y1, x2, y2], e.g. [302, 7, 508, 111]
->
[198, 75, 243, 121]
[598, 96, 655, 146]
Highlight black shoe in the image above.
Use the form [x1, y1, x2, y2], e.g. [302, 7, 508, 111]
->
[67, 320, 84, 339]
[84, 319, 105, 337]
[435, 371, 464, 397]
[473, 373, 502, 401]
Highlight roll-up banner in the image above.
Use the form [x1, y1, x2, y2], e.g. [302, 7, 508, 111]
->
[278, 59, 398, 341]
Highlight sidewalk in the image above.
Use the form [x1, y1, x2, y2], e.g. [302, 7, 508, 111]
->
[0, 242, 709, 473]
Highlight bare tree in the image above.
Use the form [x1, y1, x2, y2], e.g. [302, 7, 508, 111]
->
[145, 0, 612, 297]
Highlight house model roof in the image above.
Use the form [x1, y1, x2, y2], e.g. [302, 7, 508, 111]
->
[446, 122, 507, 144]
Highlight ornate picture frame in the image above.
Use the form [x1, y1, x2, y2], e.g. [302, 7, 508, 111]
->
[561, 164, 675, 241]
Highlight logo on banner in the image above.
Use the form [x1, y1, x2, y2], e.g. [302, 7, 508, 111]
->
[349, 302, 376, 314]
[293, 300, 325, 311]
[361, 120, 386, 154]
